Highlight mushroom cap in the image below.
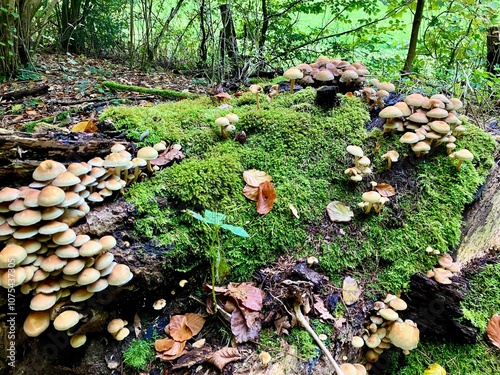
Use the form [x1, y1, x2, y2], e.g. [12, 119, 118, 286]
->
[137, 146, 158, 161]
[346, 145, 364, 157]
[94, 252, 114, 270]
[314, 70, 335, 82]
[99, 235, 117, 250]
[225, 113, 239, 123]
[249, 84, 263, 94]
[358, 156, 371, 167]
[38, 186, 66, 207]
[394, 102, 412, 117]
[362, 191, 381, 204]
[87, 278, 109, 293]
[115, 327, 130, 341]
[79, 240, 103, 257]
[429, 120, 450, 134]
[103, 152, 129, 168]
[365, 335, 382, 348]
[70, 288, 94, 302]
[107, 318, 125, 334]
[377, 82, 395, 92]
[389, 297, 408, 311]
[454, 149, 474, 162]
[67, 162, 91, 176]
[379, 106, 403, 119]
[387, 321, 419, 350]
[283, 67, 303, 80]
[14, 209, 43, 227]
[379, 308, 399, 321]
[53, 229, 77, 245]
[63, 258, 86, 275]
[30, 292, 58, 311]
[438, 253, 453, 268]
[40, 254, 67, 272]
[33, 160, 66, 181]
[404, 93, 426, 107]
[400, 132, 420, 144]
[38, 220, 69, 235]
[450, 98, 463, 110]
[412, 142, 431, 153]
[215, 116, 230, 126]
[23, 310, 51, 337]
[107, 264, 133, 286]
[70, 334, 87, 348]
[426, 108, 449, 119]
[340, 363, 358, 375]
[52, 171, 81, 187]
[54, 310, 80, 331]
[77, 267, 101, 285]
[382, 150, 399, 162]
[408, 112, 429, 124]
[340, 70, 359, 82]
[352, 335, 365, 347]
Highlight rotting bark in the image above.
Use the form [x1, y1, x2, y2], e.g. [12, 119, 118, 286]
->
[0, 130, 127, 184]
[0, 85, 49, 100]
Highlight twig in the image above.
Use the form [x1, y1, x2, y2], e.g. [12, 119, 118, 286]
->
[293, 302, 345, 375]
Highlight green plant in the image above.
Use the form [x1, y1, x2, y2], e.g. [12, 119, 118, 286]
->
[123, 339, 155, 371]
[187, 209, 249, 308]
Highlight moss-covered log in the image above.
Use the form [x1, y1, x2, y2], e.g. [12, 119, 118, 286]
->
[101, 81, 199, 100]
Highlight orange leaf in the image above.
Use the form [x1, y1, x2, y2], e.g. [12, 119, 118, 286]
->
[242, 184, 259, 201]
[375, 183, 396, 197]
[71, 120, 98, 133]
[168, 315, 193, 342]
[256, 181, 276, 215]
[207, 347, 242, 371]
[243, 169, 272, 187]
[487, 314, 500, 349]
[157, 340, 187, 361]
[155, 337, 176, 352]
[185, 313, 205, 337]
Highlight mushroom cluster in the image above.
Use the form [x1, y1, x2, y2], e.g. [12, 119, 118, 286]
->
[359, 79, 396, 109]
[215, 113, 239, 139]
[345, 145, 372, 182]
[286, 57, 370, 91]
[338, 363, 368, 375]
[0, 142, 162, 346]
[426, 252, 461, 284]
[107, 318, 130, 341]
[358, 191, 389, 214]
[351, 294, 419, 369]
[369, 92, 467, 159]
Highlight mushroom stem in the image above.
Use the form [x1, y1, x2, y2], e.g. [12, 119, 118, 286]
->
[387, 159, 392, 169]
[354, 156, 360, 169]
[115, 167, 121, 178]
[255, 94, 260, 109]
[293, 302, 345, 375]
[146, 161, 154, 173]
[289, 79, 295, 94]
[133, 167, 140, 183]
[221, 125, 228, 139]
[365, 202, 373, 214]
[123, 167, 129, 183]
[456, 160, 464, 169]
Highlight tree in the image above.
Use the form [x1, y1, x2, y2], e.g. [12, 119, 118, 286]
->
[402, 0, 425, 73]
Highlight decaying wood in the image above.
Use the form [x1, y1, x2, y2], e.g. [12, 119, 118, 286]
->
[0, 129, 127, 184]
[0, 84, 49, 100]
[457, 164, 500, 264]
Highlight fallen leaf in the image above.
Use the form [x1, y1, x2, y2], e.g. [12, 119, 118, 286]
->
[150, 147, 185, 166]
[326, 201, 354, 222]
[274, 315, 291, 335]
[242, 184, 259, 201]
[243, 169, 271, 187]
[313, 296, 334, 321]
[342, 276, 362, 305]
[185, 313, 206, 337]
[231, 307, 261, 343]
[487, 314, 500, 349]
[157, 340, 187, 361]
[289, 203, 299, 218]
[375, 183, 396, 197]
[168, 315, 194, 342]
[334, 317, 346, 329]
[423, 363, 446, 375]
[171, 347, 212, 370]
[257, 181, 276, 215]
[133, 312, 142, 338]
[207, 347, 242, 371]
[155, 337, 176, 352]
[227, 282, 263, 311]
[71, 120, 98, 133]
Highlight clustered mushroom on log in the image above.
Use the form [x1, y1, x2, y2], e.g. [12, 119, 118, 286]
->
[0, 142, 161, 347]
[349, 294, 419, 372]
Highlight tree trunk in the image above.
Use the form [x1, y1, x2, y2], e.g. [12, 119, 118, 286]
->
[258, 0, 268, 57]
[402, 0, 425, 73]
[487, 27, 500, 75]
[219, 3, 239, 77]
[129, 0, 134, 66]
[199, 0, 208, 64]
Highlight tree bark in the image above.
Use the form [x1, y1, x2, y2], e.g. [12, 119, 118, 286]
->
[402, 0, 425, 73]
[487, 27, 500, 75]
[219, 3, 239, 76]
[199, 0, 208, 64]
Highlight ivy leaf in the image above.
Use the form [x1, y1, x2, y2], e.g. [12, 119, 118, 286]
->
[326, 201, 354, 222]
[221, 223, 249, 237]
[423, 363, 446, 375]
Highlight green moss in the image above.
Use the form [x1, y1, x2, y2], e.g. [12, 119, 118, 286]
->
[105, 90, 495, 291]
[461, 263, 500, 333]
[396, 341, 500, 375]
[123, 339, 155, 371]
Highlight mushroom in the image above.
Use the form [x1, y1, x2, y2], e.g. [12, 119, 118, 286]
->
[453, 149, 474, 169]
[283, 68, 303, 94]
[381, 150, 399, 169]
[386, 321, 419, 351]
[361, 191, 381, 214]
[249, 84, 263, 109]
[379, 106, 403, 131]
[346, 145, 364, 169]
[215, 116, 231, 139]
[137, 146, 158, 173]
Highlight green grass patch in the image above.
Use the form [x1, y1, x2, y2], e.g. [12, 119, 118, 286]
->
[123, 339, 156, 371]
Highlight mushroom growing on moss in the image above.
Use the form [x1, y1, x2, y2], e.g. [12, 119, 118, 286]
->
[249, 84, 263, 109]
[137, 146, 158, 173]
[452, 149, 474, 169]
[381, 150, 399, 169]
[360, 191, 381, 214]
[283, 67, 303, 94]
[346, 145, 364, 169]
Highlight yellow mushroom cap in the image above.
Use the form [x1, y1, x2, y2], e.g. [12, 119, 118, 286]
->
[33, 160, 66, 181]
[362, 191, 381, 204]
[70, 334, 87, 348]
[387, 321, 420, 350]
[107, 318, 125, 334]
[53, 310, 80, 331]
[454, 149, 474, 162]
[23, 310, 51, 337]
[283, 67, 304, 80]
[340, 363, 358, 375]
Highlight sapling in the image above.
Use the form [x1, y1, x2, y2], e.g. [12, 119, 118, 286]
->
[187, 209, 249, 311]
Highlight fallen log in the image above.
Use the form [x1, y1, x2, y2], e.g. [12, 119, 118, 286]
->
[102, 81, 200, 100]
[0, 129, 128, 185]
[0, 84, 49, 100]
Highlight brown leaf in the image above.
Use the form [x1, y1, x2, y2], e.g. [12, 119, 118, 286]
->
[375, 183, 396, 197]
[313, 296, 334, 321]
[150, 147, 185, 166]
[342, 276, 362, 305]
[71, 120, 98, 133]
[230, 307, 261, 343]
[243, 169, 272, 187]
[185, 313, 205, 337]
[206, 347, 242, 371]
[487, 314, 500, 349]
[257, 181, 276, 215]
[168, 315, 193, 342]
[156, 340, 187, 361]
[171, 347, 212, 370]
[274, 315, 291, 336]
[242, 184, 259, 201]
[155, 337, 176, 352]
[227, 282, 263, 311]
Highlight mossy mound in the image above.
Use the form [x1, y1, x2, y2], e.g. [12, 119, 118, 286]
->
[101, 89, 496, 291]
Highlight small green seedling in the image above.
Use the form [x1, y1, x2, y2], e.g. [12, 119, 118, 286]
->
[187, 209, 249, 310]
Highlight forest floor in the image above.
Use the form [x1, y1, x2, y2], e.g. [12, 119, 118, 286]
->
[1, 53, 500, 375]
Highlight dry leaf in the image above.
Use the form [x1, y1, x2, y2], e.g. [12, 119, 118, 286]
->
[289, 203, 299, 218]
[150, 147, 185, 166]
[207, 347, 242, 371]
[257, 181, 276, 215]
[375, 183, 396, 197]
[171, 347, 212, 370]
[274, 315, 291, 335]
[342, 276, 362, 305]
[243, 169, 271, 187]
[168, 315, 194, 342]
[242, 184, 259, 201]
[227, 283, 263, 311]
[133, 312, 142, 337]
[185, 313, 206, 337]
[71, 120, 98, 133]
[231, 307, 260, 343]
[326, 201, 354, 222]
[423, 363, 446, 375]
[157, 340, 187, 361]
[155, 337, 176, 352]
[487, 314, 500, 349]
[313, 296, 334, 321]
